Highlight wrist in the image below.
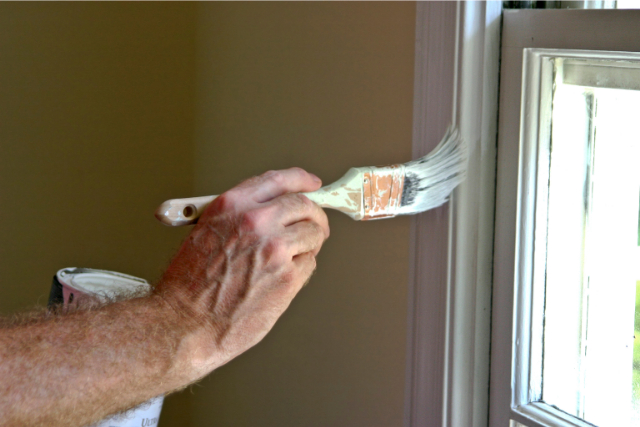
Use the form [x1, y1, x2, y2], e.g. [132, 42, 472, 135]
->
[149, 288, 225, 386]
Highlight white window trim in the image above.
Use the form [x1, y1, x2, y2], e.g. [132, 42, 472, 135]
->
[491, 9, 640, 427]
[511, 49, 640, 427]
[404, 2, 501, 426]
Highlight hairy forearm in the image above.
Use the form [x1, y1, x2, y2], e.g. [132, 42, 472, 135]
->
[0, 168, 329, 427]
[0, 295, 197, 427]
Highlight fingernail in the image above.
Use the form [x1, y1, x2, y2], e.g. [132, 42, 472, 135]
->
[310, 173, 321, 184]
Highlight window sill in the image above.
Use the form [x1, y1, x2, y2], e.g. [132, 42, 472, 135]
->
[513, 402, 597, 427]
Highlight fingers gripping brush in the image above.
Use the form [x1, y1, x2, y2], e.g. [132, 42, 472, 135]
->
[156, 127, 467, 226]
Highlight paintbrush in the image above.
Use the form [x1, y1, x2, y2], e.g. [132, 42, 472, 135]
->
[155, 127, 466, 226]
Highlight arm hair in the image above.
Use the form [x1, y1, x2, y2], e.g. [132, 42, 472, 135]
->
[0, 295, 190, 427]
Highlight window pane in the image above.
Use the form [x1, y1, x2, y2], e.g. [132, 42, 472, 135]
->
[541, 58, 640, 427]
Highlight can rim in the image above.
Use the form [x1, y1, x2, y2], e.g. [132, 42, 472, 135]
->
[56, 267, 149, 300]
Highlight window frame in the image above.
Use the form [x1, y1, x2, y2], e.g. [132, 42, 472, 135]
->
[491, 9, 640, 427]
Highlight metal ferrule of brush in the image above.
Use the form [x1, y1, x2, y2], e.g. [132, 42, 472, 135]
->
[360, 164, 406, 220]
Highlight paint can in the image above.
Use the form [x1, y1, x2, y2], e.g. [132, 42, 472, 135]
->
[49, 267, 164, 427]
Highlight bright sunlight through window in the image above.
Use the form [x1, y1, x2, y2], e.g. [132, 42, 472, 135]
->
[540, 57, 640, 427]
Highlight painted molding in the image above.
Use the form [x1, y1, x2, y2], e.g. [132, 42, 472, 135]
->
[404, 2, 501, 426]
[447, 2, 502, 427]
[404, 2, 458, 425]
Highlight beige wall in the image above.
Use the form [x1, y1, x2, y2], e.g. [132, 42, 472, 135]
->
[0, 2, 197, 314]
[0, 3, 415, 426]
[189, 3, 415, 427]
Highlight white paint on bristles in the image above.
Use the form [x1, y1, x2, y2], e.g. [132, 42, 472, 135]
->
[397, 126, 467, 215]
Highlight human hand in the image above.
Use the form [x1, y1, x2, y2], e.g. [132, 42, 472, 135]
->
[155, 168, 330, 383]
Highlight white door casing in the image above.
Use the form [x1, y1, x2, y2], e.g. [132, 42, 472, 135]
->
[405, 2, 501, 426]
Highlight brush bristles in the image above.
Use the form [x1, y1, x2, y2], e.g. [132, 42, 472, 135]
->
[398, 127, 467, 215]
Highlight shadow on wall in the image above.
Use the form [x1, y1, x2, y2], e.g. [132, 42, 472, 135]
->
[0, 2, 416, 427]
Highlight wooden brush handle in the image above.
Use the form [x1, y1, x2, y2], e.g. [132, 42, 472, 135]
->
[155, 168, 365, 226]
[155, 195, 218, 226]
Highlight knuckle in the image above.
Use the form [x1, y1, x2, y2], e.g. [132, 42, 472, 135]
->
[306, 254, 317, 270]
[214, 191, 238, 212]
[239, 205, 276, 233]
[236, 174, 260, 189]
[263, 170, 285, 186]
[302, 198, 330, 238]
[262, 237, 289, 268]
[288, 166, 306, 176]
[257, 203, 278, 219]
[297, 193, 315, 208]
[315, 207, 330, 237]
[283, 193, 313, 212]
[279, 269, 297, 287]
[309, 221, 324, 240]
[323, 222, 331, 239]
[239, 210, 263, 233]
[297, 253, 317, 283]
